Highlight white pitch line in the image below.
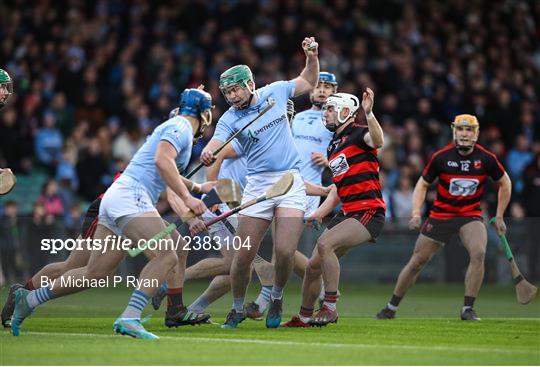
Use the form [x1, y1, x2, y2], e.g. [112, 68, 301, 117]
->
[12, 331, 538, 355]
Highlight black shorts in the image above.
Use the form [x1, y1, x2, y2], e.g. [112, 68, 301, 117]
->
[81, 197, 101, 239]
[420, 216, 483, 244]
[326, 208, 385, 242]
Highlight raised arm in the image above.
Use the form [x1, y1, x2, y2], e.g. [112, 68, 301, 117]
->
[362, 88, 384, 149]
[292, 37, 320, 97]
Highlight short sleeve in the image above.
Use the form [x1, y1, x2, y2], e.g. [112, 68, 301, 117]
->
[265, 80, 296, 101]
[486, 153, 505, 181]
[160, 123, 189, 153]
[422, 154, 440, 183]
[213, 116, 235, 142]
[230, 138, 244, 157]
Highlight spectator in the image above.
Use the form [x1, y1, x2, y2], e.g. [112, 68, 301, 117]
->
[506, 134, 533, 195]
[0, 201, 24, 283]
[25, 202, 55, 276]
[35, 111, 63, 169]
[76, 137, 108, 201]
[37, 179, 65, 218]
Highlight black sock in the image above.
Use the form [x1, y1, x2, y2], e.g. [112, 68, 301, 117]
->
[389, 294, 402, 308]
[464, 296, 475, 308]
[166, 288, 184, 314]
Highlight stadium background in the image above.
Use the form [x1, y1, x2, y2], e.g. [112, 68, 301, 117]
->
[0, 0, 539, 287]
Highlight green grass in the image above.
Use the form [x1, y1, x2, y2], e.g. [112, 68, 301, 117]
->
[1, 283, 539, 365]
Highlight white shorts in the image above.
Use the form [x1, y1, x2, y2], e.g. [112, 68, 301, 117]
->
[304, 195, 321, 218]
[98, 175, 156, 236]
[240, 170, 306, 221]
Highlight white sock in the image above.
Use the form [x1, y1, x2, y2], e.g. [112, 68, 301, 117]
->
[271, 285, 283, 301]
[387, 303, 398, 312]
[26, 287, 54, 308]
[255, 286, 272, 311]
[188, 296, 210, 314]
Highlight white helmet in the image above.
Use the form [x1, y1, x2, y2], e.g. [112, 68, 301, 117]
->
[323, 93, 360, 131]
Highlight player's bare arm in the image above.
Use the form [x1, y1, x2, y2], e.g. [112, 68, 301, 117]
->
[155, 141, 206, 215]
[362, 88, 384, 149]
[200, 139, 225, 166]
[166, 188, 207, 235]
[292, 37, 320, 97]
[206, 144, 238, 182]
[408, 177, 431, 230]
[306, 185, 340, 225]
[304, 180, 332, 197]
[311, 152, 328, 166]
[494, 172, 512, 235]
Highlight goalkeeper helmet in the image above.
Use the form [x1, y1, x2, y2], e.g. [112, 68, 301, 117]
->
[179, 88, 214, 142]
[451, 114, 479, 152]
[219, 65, 255, 108]
[322, 93, 360, 132]
[0, 69, 13, 110]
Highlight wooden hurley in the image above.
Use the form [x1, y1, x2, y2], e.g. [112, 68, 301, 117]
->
[489, 218, 538, 305]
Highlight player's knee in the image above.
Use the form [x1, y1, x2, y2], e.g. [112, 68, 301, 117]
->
[469, 249, 486, 264]
[162, 251, 179, 270]
[306, 258, 321, 275]
[409, 256, 428, 272]
[86, 266, 111, 280]
[316, 238, 333, 257]
[274, 246, 294, 261]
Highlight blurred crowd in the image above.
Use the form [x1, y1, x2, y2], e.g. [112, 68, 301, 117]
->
[0, 0, 539, 282]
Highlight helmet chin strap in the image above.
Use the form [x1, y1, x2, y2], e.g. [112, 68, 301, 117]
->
[194, 110, 212, 143]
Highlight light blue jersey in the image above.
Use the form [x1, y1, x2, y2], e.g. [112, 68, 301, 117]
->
[218, 139, 247, 190]
[213, 80, 301, 175]
[291, 109, 334, 185]
[123, 116, 193, 204]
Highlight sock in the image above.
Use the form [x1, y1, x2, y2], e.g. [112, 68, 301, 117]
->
[166, 287, 183, 314]
[255, 286, 272, 311]
[322, 291, 338, 311]
[271, 285, 283, 301]
[188, 295, 210, 314]
[26, 287, 55, 308]
[25, 278, 36, 290]
[121, 290, 150, 319]
[462, 296, 475, 313]
[387, 294, 402, 311]
[299, 306, 313, 323]
[233, 297, 244, 313]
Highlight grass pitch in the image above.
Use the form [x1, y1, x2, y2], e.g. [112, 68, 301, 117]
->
[1, 283, 539, 365]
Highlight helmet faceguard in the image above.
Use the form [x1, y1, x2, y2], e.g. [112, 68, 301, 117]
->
[322, 93, 360, 132]
[219, 65, 255, 109]
[0, 69, 13, 110]
[286, 99, 295, 125]
[451, 114, 479, 153]
[178, 88, 214, 142]
[311, 72, 338, 108]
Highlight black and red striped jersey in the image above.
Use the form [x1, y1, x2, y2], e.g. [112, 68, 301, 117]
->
[327, 123, 386, 213]
[422, 143, 505, 219]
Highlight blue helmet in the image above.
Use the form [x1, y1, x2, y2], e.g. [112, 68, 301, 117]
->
[178, 88, 213, 118]
[319, 72, 338, 86]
